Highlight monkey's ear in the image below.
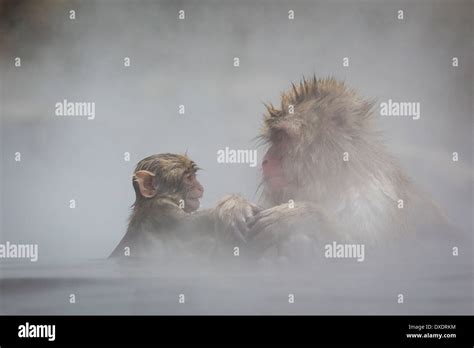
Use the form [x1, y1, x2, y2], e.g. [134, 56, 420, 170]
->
[134, 170, 157, 198]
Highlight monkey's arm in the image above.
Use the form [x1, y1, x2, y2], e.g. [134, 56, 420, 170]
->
[246, 202, 336, 254]
[211, 194, 263, 243]
[180, 209, 214, 236]
[182, 194, 262, 244]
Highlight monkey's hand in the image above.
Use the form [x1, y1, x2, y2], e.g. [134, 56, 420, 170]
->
[246, 202, 333, 255]
[213, 194, 263, 244]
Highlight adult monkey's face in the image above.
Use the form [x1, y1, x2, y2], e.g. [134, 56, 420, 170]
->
[259, 76, 376, 206]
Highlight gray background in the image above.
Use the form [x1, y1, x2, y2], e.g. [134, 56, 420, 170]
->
[1, 0, 472, 261]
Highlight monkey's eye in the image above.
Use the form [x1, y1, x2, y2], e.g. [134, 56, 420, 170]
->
[272, 130, 291, 152]
[272, 130, 289, 143]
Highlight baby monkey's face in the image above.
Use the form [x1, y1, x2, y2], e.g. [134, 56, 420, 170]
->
[132, 153, 203, 212]
[181, 171, 204, 213]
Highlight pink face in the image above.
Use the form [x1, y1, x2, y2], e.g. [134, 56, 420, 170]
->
[182, 172, 204, 213]
[262, 131, 289, 190]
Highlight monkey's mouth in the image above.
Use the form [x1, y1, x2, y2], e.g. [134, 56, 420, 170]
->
[185, 195, 202, 212]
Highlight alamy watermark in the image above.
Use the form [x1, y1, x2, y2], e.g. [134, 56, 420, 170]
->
[217, 147, 257, 167]
[0, 241, 38, 262]
[324, 241, 365, 262]
[18, 322, 55, 341]
[380, 99, 420, 120]
[55, 99, 95, 120]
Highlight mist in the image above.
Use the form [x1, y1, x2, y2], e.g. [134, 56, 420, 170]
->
[0, 0, 472, 315]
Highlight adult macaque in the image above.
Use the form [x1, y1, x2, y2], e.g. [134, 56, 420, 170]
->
[246, 77, 458, 260]
[110, 153, 259, 259]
